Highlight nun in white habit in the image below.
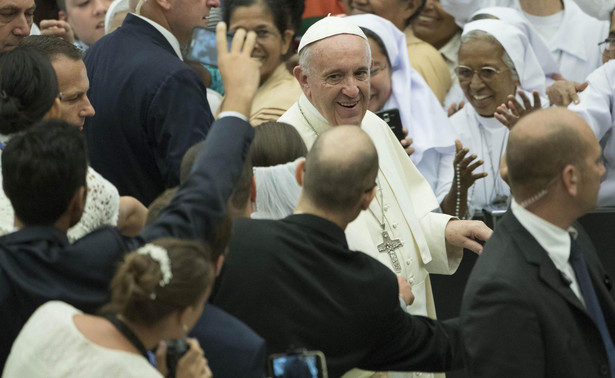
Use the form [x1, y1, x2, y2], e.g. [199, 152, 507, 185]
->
[445, 7, 560, 108]
[346, 14, 457, 206]
[449, 19, 548, 218]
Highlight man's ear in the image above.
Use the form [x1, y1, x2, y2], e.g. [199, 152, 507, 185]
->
[295, 158, 306, 187]
[562, 165, 579, 197]
[360, 187, 377, 211]
[293, 65, 310, 98]
[155, 0, 172, 11]
[58, 10, 68, 21]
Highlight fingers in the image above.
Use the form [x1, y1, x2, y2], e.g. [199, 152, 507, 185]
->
[518, 90, 532, 112]
[455, 139, 463, 154]
[551, 73, 564, 81]
[471, 221, 493, 242]
[155, 341, 169, 376]
[531, 90, 542, 109]
[466, 159, 485, 173]
[447, 103, 457, 117]
[577, 81, 589, 92]
[402, 128, 408, 137]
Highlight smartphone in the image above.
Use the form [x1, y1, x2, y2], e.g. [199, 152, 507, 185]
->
[268, 350, 328, 378]
[375, 108, 405, 141]
[185, 26, 233, 67]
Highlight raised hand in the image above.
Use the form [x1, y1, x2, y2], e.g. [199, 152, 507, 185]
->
[495, 90, 542, 130]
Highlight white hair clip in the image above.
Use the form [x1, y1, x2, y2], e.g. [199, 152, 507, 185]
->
[137, 244, 172, 288]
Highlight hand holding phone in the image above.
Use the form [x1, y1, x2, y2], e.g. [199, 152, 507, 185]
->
[375, 108, 405, 141]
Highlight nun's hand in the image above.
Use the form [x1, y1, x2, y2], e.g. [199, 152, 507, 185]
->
[401, 129, 415, 156]
[494, 90, 542, 130]
[546, 79, 588, 107]
[447, 101, 465, 117]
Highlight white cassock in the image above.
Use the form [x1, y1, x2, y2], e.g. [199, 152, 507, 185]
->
[569, 60, 615, 207]
[449, 106, 511, 217]
[440, 0, 608, 82]
[280, 94, 462, 378]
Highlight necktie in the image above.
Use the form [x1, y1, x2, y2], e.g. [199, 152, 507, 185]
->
[570, 238, 615, 376]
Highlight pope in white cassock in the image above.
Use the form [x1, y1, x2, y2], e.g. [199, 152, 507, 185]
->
[279, 16, 492, 378]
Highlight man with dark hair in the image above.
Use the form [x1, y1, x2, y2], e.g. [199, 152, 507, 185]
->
[19, 35, 95, 129]
[461, 107, 615, 377]
[83, 0, 219, 206]
[213, 126, 464, 378]
[2, 120, 88, 227]
[0, 25, 260, 370]
[0, 0, 34, 51]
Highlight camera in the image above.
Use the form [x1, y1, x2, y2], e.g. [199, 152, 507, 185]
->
[166, 338, 190, 378]
[268, 348, 328, 378]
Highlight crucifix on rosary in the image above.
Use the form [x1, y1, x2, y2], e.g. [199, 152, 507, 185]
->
[378, 229, 403, 273]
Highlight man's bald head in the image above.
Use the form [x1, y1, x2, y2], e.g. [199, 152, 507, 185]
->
[303, 126, 378, 212]
[506, 107, 594, 198]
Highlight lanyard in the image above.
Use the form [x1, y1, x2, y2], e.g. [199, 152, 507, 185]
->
[105, 314, 150, 359]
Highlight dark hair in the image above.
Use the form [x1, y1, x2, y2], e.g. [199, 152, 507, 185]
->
[105, 238, 215, 327]
[360, 27, 392, 69]
[2, 119, 88, 225]
[0, 46, 59, 135]
[223, 0, 304, 35]
[145, 187, 179, 227]
[145, 186, 232, 262]
[251, 122, 307, 167]
[19, 35, 85, 61]
[181, 141, 253, 217]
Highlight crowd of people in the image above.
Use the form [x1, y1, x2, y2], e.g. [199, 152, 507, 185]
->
[1, 0, 615, 377]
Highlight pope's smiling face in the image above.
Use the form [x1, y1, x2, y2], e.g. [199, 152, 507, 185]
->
[295, 34, 371, 126]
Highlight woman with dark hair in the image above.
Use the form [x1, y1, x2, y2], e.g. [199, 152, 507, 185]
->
[4, 238, 214, 377]
[223, 0, 304, 125]
[0, 46, 146, 241]
[0, 47, 62, 136]
[250, 122, 307, 219]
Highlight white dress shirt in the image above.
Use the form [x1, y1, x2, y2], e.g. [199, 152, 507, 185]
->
[511, 199, 585, 306]
[132, 13, 183, 60]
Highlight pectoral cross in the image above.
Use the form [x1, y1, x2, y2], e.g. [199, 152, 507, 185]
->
[378, 231, 403, 273]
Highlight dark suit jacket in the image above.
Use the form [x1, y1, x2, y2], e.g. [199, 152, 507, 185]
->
[461, 210, 615, 377]
[212, 214, 463, 378]
[190, 304, 266, 378]
[83, 14, 214, 205]
[0, 117, 253, 370]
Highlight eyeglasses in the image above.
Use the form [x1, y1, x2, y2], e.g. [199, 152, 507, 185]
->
[455, 65, 509, 83]
[370, 63, 388, 76]
[599, 38, 615, 55]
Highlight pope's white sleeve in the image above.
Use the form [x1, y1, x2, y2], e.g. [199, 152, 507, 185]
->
[420, 212, 463, 275]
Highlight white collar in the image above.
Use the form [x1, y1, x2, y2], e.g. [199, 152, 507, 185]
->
[511, 199, 577, 273]
[132, 13, 183, 60]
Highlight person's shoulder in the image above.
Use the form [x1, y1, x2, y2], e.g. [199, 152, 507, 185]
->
[193, 304, 264, 348]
